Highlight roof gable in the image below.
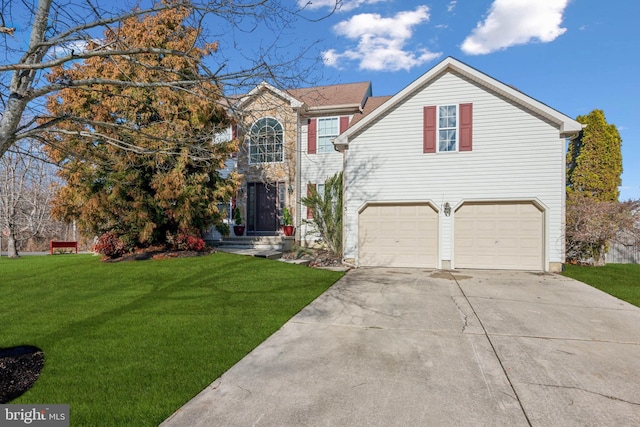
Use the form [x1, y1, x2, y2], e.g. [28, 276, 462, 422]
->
[335, 57, 582, 146]
[234, 82, 303, 110]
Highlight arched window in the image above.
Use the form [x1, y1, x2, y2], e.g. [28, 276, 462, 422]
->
[249, 118, 283, 163]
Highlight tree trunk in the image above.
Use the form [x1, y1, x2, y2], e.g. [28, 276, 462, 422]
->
[593, 243, 607, 267]
[7, 230, 19, 258]
[0, 0, 53, 158]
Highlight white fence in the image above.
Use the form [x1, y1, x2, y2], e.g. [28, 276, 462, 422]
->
[606, 242, 640, 264]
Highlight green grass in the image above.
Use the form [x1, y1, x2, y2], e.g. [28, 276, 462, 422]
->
[563, 263, 640, 307]
[1, 253, 344, 426]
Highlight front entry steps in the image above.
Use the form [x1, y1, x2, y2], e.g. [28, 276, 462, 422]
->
[209, 236, 294, 260]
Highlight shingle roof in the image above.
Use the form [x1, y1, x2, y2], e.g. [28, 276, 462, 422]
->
[288, 82, 372, 109]
[349, 95, 393, 127]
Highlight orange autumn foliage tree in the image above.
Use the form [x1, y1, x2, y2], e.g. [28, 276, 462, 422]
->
[43, 5, 239, 251]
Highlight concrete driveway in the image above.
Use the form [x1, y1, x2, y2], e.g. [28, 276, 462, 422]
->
[161, 269, 640, 426]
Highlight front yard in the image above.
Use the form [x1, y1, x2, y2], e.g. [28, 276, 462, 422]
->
[1, 253, 344, 426]
[563, 263, 640, 307]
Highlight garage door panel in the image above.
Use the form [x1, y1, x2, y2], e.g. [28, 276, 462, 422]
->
[475, 220, 497, 232]
[416, 221, 437, 233]
[359, 203, 438, 268]
[455, 202, 543, 270]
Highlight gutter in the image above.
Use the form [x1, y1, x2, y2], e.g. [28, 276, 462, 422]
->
[306, 103, 363, 114]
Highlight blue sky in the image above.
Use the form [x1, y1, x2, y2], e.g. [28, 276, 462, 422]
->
[5, 1, 637, 199]
[279, 0, 639, 200]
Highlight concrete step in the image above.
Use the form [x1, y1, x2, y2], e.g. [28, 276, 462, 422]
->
[212, 236, 294, 252]
[216, 247, 283, 260]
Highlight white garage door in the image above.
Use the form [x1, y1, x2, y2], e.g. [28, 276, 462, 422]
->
[454, 202, 543, 270]
[359, 203, 438, 268]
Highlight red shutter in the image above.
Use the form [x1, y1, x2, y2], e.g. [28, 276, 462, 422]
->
[423, 106, 436, 153]
[231, 124, 237, 140]
[308, 118, 317, 154]
[306, 184, 316, 219]
[459, 103, 473, 151]
[339, 116, 349, 133]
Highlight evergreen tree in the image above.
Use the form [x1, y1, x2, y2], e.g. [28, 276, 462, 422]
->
[567, 109, 622, 201]
[43, 6, 239, 250]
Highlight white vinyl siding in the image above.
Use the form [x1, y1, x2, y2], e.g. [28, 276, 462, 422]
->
[344, 71, 565, 271]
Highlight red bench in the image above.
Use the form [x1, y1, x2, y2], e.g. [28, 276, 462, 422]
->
[50, 241, 78, 255]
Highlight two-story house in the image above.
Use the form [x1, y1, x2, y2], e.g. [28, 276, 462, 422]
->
[218, 57, 581, 272]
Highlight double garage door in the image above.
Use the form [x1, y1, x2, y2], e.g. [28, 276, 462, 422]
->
[358, 201, 543, 270]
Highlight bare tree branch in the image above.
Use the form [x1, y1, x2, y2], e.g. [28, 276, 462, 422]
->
[0, 0, 336, 158]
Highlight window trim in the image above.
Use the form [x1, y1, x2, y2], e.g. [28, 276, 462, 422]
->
[248, 117, 284, 164]
[316, 116, 340, 153]
[437, 104, 458, 153]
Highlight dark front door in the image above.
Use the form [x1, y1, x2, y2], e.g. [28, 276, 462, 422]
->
[248, 182, 278, 235]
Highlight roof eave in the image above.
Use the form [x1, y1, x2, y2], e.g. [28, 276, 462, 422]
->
[305, 103, 363, 115]
[560, 123, 586, 138]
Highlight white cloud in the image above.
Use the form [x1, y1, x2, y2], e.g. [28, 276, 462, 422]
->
[47, 40, 90, 60]
[297, 0, 390, 13]
[323, 6, 442, 72]
[461, 0, 569, 55]
[447, 1, 458, 12]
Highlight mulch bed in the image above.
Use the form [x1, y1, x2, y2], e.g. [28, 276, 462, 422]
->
[281, 248, 344, 268]
[101, 246, 214, 262]
[0, 346, 44, 403]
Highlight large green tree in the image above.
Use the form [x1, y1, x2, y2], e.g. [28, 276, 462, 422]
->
[566, 109, 622, 201]
[44, 5, 239, 249]
[565, 109, 626, 265]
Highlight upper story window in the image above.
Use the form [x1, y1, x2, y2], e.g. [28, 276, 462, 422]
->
[317, 117, 339, 153]
[249, 117, 283, 163]
[308, 116, 349, 154]
[423, 103, 472, 154]
[438, 105, 457, 152]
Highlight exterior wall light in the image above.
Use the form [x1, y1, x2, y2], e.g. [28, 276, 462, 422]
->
[444, 202, 451, 217]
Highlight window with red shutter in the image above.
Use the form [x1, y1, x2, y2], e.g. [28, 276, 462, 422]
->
[423, 106, 436, 153]
[306, 184, 316, 219]
[424, 103, 473, 153]
[459, 103, 473, 151]
[307, 118, 317, 154]
[340, 116, 349, 133]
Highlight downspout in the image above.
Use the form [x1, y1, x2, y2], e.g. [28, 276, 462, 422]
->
[341, 148, 355, 268]
[333, 138, 352, 268]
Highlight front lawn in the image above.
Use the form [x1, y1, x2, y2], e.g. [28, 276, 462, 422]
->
[1, 253, 344, 426]
[563, 263, 640, 307]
